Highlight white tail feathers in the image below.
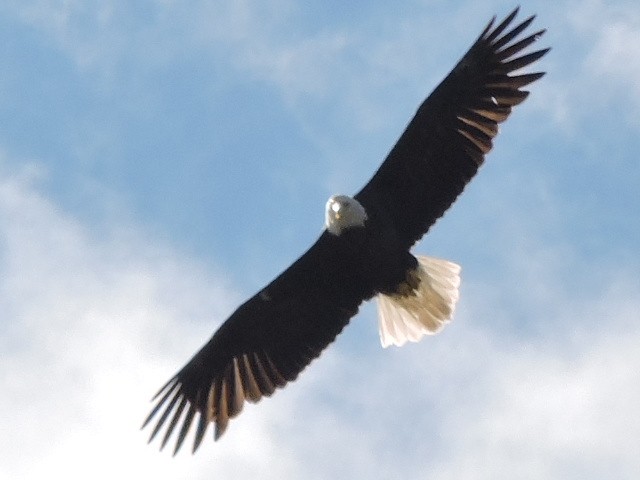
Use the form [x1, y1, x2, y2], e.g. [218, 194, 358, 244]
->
[377, 256, 461, 348]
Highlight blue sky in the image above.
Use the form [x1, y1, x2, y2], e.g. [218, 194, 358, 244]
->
[1, 1, 639, 478]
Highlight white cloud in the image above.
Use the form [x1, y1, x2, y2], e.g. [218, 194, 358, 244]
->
[432, 291, 640, 479]
[0, 157, 245, 478]
[564, 0, 640, 126]
[586, 19, 640, 114]
[2, 147, 640, 479]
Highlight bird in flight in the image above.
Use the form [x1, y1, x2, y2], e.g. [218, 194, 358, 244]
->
[143, 7, 548, 455]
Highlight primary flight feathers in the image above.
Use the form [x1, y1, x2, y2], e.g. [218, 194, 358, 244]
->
[143, 8, 548, 455]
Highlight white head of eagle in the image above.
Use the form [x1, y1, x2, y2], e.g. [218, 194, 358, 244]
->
[325, 194, 368, 235]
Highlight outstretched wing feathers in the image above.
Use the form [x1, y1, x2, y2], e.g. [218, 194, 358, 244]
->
[356, 8, 548, 249]
[143, 233, 369, 454]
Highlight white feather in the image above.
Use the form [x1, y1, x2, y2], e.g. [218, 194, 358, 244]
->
[377, 256, 461, 348]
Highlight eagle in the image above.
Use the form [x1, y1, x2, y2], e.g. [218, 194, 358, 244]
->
[143, 8, 548, 454]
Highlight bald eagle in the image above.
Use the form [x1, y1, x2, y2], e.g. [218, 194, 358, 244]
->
[143, 8, 548, 454]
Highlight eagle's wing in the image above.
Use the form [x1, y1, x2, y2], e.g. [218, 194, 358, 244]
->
[142, 232, 374, 454]
[355, 8, 548, 249]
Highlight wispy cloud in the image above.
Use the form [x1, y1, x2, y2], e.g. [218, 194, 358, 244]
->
[0, 156, 243, 477]
[560, 0, 640, 128]
[584, 19, 640, 124]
